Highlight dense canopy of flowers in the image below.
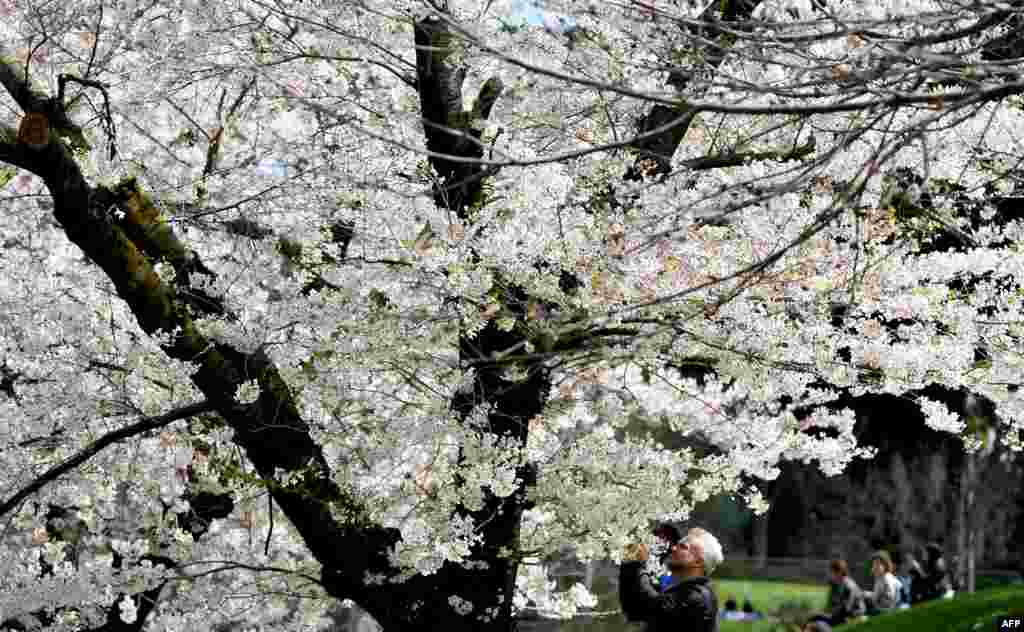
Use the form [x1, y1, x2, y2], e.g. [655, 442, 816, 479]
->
[0, 0, 1022, 629]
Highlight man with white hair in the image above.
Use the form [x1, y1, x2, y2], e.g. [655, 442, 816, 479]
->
[620, 525, 723, 632]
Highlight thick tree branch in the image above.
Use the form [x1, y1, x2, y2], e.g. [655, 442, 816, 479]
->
[681, 136, 816, 171]
[626, 0, 764, 181]
[414, 16, 504, 214]
[0, 49, 90, 152]
[1, 50, 402, 620]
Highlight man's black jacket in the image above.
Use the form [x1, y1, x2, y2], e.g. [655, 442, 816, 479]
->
[619, 561, 719, 632]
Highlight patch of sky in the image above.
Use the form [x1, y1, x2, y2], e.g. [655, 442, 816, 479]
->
[499, 0, 578, 35]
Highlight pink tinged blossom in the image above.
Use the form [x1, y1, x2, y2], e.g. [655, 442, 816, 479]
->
[577, 367, 609, 385]
[174, 446, 193, 482]
[528, 416, 544, 433]
[239, 510, 255, 529]
[831, 64, 851, 81]
[13, 174, 34, 193]
[413, 462, 435, 497]
[558, 381, 575, 399]
[159, 431, 176, 448]
[891, 302, 913, 320]
[862, 319, 883, 339]
[636, 273, 658, 302]
[608, 223, 626, 257]
[79, 32, 97, 49]
[285, 79, 305, 98]
[15, 47, 48, 65]
[634, 0, 656, 19]
[175, 465, 190, 483]
[31, 526, 49, 545]
[752, 239, 771, 259]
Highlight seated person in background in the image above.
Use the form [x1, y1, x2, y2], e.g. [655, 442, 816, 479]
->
[721, 595, 742, 620]
[922, 542, 955, 601]
[741, 598, 764, 621]
[803, 619, 833, 632]
[901, 552, 926, 606]
[893, 553, 915, 609]
[825, 559, 867, 626]
[863, 550, 902, 614]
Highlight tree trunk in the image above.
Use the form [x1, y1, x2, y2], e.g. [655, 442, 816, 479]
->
[965, 451, 976, 593]
[357, 17, 551, 632]
[753, 513, 769, 570]
[967, 425, 997, 594]
[956, 453, 970, 592]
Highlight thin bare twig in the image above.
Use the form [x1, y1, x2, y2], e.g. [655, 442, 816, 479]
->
[0, 400, 217, 519]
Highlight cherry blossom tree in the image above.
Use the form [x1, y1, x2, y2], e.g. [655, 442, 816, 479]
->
[1, 0, 1023, 630]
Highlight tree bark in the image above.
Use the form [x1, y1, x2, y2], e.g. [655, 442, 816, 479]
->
[956, 451, 969, 592]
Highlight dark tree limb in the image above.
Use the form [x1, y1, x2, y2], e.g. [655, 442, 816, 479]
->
[414, 16, 504, 214]
[1, 48, 404, 631]
[625, 0, 765, 183]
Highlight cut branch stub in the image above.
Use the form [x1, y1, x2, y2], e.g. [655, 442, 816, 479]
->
[16, 111, 49, 150]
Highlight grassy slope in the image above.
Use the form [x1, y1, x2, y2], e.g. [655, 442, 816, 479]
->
[717, 584, 1024, 632]
[847, 586, 1024, 632]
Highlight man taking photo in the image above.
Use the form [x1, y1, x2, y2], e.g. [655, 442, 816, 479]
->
[619, 525, 723, 632]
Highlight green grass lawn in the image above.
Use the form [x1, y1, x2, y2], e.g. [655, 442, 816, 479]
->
[714, 578, 828, 611]
[842, 586, 1024, 632]
[716, 584, 1024, 632]
[715, 578, 826, 632]
[535, 575, 1021, 632]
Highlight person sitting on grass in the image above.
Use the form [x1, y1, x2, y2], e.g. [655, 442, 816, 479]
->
[741, 598, 764, 621]
[824, 558, 867, 626]
[864, 550, 902, 615]
[721, 595, 743, 620]
[901, 552, 927, 606]
[922, 542, 955, 601]
[803, 619, 833, 632]
[893, 552, 916, 609]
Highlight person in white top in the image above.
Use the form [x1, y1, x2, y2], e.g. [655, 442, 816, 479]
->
[864, 550, 902, 614]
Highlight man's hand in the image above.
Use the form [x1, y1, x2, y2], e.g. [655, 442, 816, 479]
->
[623, 543, 649, 562]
